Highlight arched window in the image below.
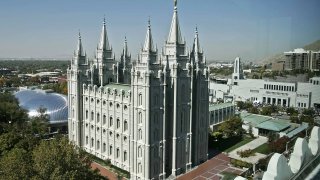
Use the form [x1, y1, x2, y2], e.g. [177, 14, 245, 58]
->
[91, 111, 94, 121]
[138, 129, 142, 140]
[124, 120, 128, 131]
[85, 110, 88, 119]
[91, 138, 94, 147]
[116, 148, 120, 158]
[138, 93, 142, 106]
[138, 163, 142, 173]
[138, 146, 142, 157]
[103, 115, 106, 125]
[86, 136, 88, 145]
[97, 140, 100, 149]
[97, 113, 100, 123]
[117, 118, 120, 129]
[109, 116, 113, 126]
[109, 146, 113, 155]
[124, 151, 127, 161]
[103, 143, 106, 152]
[138, 112, 142, 124]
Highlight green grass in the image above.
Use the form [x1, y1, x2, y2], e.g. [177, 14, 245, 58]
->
[221, 171, 238, 180]
[224, 136, 254, 153]
[253, 143, 271, 154]
[209, 136, 255, 153]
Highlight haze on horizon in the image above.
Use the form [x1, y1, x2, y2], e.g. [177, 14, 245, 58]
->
[0, 0, 319, 62]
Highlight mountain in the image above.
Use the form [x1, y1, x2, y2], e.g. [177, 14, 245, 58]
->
[261, 40, 320, 65]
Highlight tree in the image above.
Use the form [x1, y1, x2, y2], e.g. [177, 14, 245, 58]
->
[302, 108, 315, 117]
[0, 148, 34, 179]
[218, 116, 244, 138]
[248, 107, 259, 114]
[29, 107, 50, 135]
[32, 137, 105, 180]
[286, 107, 298, 115]
[268, 136, 290, 153]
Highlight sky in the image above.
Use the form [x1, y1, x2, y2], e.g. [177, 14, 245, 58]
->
[0, 0, 319, 62]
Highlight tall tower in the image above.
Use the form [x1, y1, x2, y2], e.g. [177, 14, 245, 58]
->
[130, 20, 165, 179]
[162, 0, 194, 177]
[232, 57, 244, 80]
[67, 32, 89, 146]
[95, 18, 116, 85]
[190, 27, 209, 166]
[119, 37, 131, 84]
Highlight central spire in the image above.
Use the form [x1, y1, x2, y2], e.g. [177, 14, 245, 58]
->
[77, 31, 84, 57]
[143, 18, 155, 52]
[98, 17, 110, 50]
[167, 0, 183, 44]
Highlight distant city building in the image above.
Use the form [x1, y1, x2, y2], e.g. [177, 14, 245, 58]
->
[67, 1, 209, 179]
[210, 57, 320, 110]
[272, 60, 285, 71]
[284, 48, 320, 71]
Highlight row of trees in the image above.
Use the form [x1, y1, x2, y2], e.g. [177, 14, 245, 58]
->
[0, 93, 105, 179]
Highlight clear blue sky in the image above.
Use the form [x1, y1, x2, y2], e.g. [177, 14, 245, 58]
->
[0, 0, 319, 62]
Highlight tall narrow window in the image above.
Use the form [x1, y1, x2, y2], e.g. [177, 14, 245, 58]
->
[124, 120, 128, 131]
[138, 112, 142, 124]
[117, 119, 120, 129]
[116, 148, 120, 158]
[103, 143, 106, 152]
[85, 110, 88, 119]
[124, 151, 127, 161]
[91, 111, 94, 121]
[97, 113, 100, 123]
[138, 93, 142, 106]
[103, 115, 106, 125]
[109, 146, 113, 155]
[109, 117, 113, 126]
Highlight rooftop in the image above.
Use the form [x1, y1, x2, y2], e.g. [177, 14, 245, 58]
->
[241, 112, 292, 132]
[104, 83, 131, 91]
[209, 103, 234, 111]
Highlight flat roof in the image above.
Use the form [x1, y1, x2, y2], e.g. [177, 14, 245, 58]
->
[209, 103, 234, 111]
[241, 112, 292, 132]
[256, 119, 291, 132]
[104, 83, 131, 91]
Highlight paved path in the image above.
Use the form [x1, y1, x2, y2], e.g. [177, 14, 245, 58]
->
[178, 152, 245, 180]
[91, 162, 123, 180]
[229, 136, 268, 164]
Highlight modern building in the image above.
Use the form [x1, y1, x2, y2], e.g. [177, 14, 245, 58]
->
[284, 48, 320, 71]
[67, 1, 209, 179]
[14, 87, 68, 132]
[240, 112, 308, 138]
[210, 58, 320, 110]
[209, 103, 235, 129]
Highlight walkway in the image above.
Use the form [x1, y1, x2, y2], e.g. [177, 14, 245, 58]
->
[178, 152, 245, 180]
[91, 162, 123, 180]
[228, 136, 268, 164]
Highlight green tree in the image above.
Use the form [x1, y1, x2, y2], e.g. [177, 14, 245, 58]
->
[248, 107, 259, 114]
[0, 148, 34, 179]
[286, 107, 298, 115]
[32, 137, 105, 180]
[218, 116, 244, 138]
[29, 107, 50, 135]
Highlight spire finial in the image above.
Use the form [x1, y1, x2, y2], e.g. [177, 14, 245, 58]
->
[148, 16, 151, 28]
[78, 29, 81, 39]
[174, 0, 177, 10]
[195, 26, 198, 34]
[103, 15, 106, 25]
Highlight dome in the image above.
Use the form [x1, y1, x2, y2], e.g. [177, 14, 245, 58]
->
[14, 89, 68, 124]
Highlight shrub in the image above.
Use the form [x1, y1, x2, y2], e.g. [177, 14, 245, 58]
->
[236, 149, 256, 158]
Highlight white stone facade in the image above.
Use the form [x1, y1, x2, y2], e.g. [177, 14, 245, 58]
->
[67, 1, 209, 179]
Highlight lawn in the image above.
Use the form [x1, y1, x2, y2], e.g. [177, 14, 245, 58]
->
[253, 143, 271, 154]
[209, 136, 255, 153]
[221, 171, 238, 180]
[224, 136, 255, 153]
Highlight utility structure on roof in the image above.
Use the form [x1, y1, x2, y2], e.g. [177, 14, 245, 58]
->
[67, 1, 209, 179]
